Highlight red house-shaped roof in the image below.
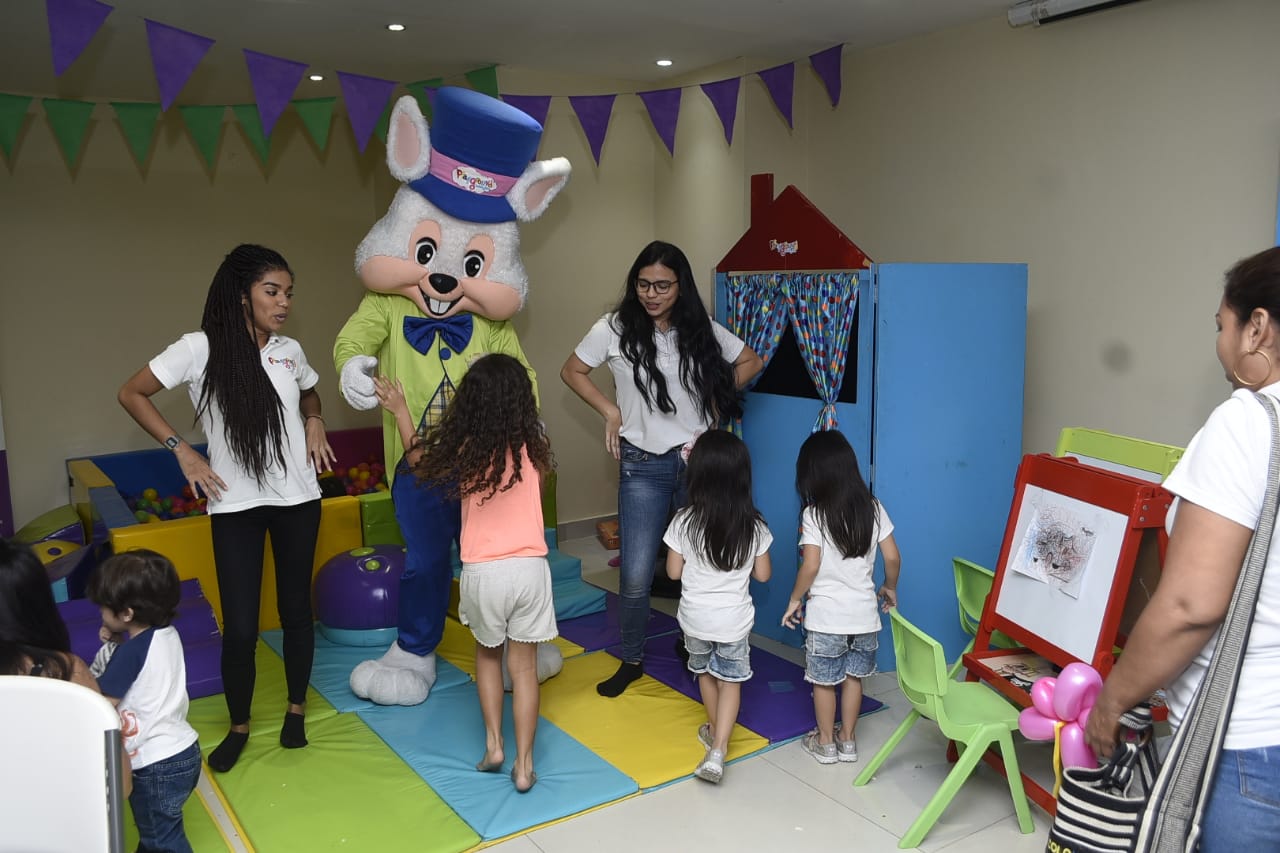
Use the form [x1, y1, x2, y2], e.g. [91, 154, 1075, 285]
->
[716, 174, 871, 273]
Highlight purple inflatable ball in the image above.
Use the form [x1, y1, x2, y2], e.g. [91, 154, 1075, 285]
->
[314, 545, 406, 631]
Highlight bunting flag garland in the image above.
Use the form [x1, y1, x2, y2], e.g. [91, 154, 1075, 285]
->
[372, 98, 394, 145]
[110, 101, 160, 165]
[637, 87, 681, 156]
[292, 97, 336, 152]
[0, 94, 33, 160]
[144, 19, 215, 111]
[700, 77, 740, 145]
[464, 66, 500, 99]
[758, 62, 795, 129]
[501, 94, 551, 128]
[242, 49, 308, 138]
[178, 104, 224, 168]
[231, 104, 271, 165]
[406, 79, 441, 121]
[46, 0, 113, 76]
[809, 45, 843, 108]
[568, 93, 616, 166]
[42, 98, 95, 167]
[337, 71, 396, 153]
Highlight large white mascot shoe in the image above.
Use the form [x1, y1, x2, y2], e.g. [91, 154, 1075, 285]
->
[350, 644, 438, 706]
[500, 642, 564, 692]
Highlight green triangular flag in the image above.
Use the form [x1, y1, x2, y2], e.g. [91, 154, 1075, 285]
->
[110, 102, 161, 167]
[42, 98, 96, 168]
[464, 66, 499, 99]
[406, 78, 441, 121]
[0, 93, 33, 160]
[231, 104, 271, 165]
[178, 104, 225, 169]
[372, 97, 394, 145]
[292, 97, 336, 152]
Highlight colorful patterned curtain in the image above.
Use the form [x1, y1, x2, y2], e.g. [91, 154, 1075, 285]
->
[723, 273, 790, 432]
[782, 272, 859, 430]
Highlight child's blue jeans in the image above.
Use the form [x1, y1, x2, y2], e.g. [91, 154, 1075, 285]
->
[129, 740, 201, 853]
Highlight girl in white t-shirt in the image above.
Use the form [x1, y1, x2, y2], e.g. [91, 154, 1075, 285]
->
[663, 430, 772, 783]
[783, 430, 901, 765]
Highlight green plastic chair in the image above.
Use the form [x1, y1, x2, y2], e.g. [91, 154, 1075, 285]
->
[854, 609, 1035, 849]
[949, 557, 1017, 678]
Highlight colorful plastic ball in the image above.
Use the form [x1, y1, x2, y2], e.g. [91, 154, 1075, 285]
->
[314, 545, 406, 637]
[142, 487, 159, 502]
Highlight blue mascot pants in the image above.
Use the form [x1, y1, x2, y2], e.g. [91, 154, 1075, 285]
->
[392, 461, 461, 655]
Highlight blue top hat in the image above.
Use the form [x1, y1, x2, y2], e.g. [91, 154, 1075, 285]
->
[407, 87, 544, 224]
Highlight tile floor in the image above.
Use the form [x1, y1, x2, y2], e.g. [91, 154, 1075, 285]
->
[488, 535, 1058, 852]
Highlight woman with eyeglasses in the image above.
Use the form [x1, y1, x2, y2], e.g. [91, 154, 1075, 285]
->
[561, 241, 763, 697]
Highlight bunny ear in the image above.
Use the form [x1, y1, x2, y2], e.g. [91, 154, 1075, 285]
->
[507, 156, 571, 222]
[386, 95, 432, 183]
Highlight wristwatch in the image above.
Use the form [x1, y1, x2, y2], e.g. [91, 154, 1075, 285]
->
[163, 435, 181, 451]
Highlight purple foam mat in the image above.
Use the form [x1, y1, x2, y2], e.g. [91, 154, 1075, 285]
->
[58, 577, 224, 699]
[609, 633, 885, 743]
[556, 590, 680, 651]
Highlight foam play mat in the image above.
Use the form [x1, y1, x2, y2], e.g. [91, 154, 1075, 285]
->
[610, 633, 886, 743]
[556, 591, 680, 651]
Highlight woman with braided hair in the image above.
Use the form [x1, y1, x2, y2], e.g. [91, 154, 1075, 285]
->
[119, 243, 336, 773]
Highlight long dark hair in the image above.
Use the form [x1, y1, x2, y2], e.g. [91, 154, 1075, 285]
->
[613, 241, 741, 424]
[795, 430, 879, 560]
[414, 354, 553, 502]
[0, 539, 73, 679]
[678, 430, 762, 572]
[196, 244, 291, 484]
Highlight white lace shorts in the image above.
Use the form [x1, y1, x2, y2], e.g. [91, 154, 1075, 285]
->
[458, 556, 559, 648]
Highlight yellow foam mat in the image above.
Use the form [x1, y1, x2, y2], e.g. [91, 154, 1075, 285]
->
[435, 615, 585, 677]
[536, 650, 769, 789]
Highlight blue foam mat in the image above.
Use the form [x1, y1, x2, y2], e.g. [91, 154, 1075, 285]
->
[260, 627, 472, 713]
[357, 665, 638, 841]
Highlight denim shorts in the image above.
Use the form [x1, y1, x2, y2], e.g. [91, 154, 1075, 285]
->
[804, 630, 878, 685]
[685, 635, 752, 682]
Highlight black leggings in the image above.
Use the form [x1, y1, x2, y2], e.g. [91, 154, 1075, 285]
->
[210, 500, 321, 724]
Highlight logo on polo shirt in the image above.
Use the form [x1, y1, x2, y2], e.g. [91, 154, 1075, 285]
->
[267, 356, 296, 371]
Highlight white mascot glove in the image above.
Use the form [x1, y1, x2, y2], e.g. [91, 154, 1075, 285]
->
[340, 355, 380, 411]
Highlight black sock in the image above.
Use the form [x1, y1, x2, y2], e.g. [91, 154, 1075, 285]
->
[208, 730, 249, 772]
[280, 712, 307, 749]
[596, 661, 643, 697]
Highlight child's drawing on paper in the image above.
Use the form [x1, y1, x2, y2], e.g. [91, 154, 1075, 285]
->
[1011, 500, 1098, 599]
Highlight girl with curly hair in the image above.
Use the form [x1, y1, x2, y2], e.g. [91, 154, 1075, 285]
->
[375, 353, 555, 793]
[561, 240, 763, 697]
[118, 244, 336, 773]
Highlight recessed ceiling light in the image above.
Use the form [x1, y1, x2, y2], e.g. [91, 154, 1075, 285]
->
[309, 74, 324, 81]
[387, 23, 406, 32]
[656, 59, 673, 67]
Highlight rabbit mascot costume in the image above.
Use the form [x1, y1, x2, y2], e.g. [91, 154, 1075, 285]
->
[335, 87, 569, 705]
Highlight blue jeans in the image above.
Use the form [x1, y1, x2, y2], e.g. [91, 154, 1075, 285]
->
[392, 459, 461, 655]
[1200, 744, 1280, 851]
[129, 741, 201, 853]
[618, 439, 687, 663]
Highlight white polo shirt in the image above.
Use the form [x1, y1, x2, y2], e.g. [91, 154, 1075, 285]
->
[150, 331, 322, 514]
[574, 313, 746, 454]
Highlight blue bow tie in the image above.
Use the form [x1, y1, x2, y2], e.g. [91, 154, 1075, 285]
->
[403, 313, 473, 355]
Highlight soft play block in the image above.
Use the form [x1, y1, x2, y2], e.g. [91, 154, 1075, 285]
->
[189, 688, 478, 853]
[260, 626, 472, 714]
[537, 650, 769, 790]
[611, 634, 885, 743]
[58, 578, 224, 700]
[357, 667, 637, 841]
[557, 590, 680, 651]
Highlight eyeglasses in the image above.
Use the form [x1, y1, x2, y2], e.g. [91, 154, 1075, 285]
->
[635, 278, 677, 294]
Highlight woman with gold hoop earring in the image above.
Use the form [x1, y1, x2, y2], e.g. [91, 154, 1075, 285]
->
[1084, 245, 1280, 850]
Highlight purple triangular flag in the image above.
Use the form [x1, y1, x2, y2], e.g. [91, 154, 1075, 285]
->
[809, 45, 843, 108]
[337, 71, 397, 153]
[144, 19, 215, 111]
[758, 62, 795, 129]
[637, 88, 681, 157]
[243, 49, 307, 138]
[700, 77, 740, 146]
[501, 94, 551, 128]
[46, 0, 113, 76]
[568, 94, 615, 165]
